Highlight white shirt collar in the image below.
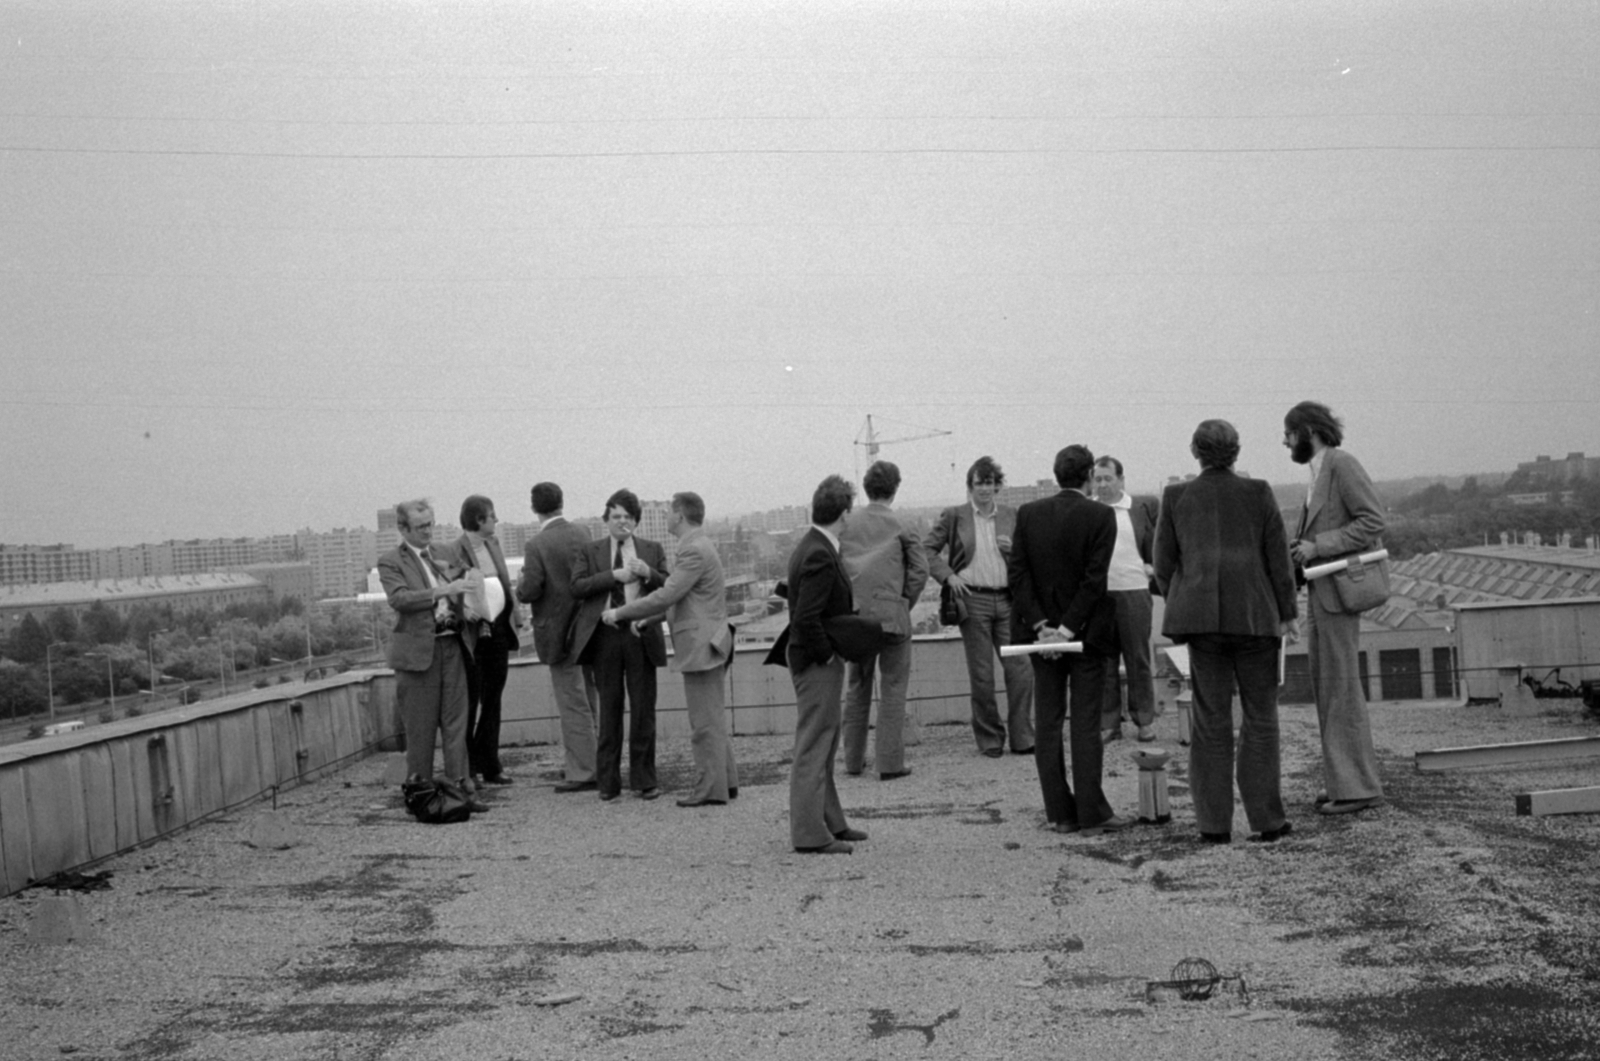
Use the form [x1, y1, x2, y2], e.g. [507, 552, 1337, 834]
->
[812, 524, 841, 552]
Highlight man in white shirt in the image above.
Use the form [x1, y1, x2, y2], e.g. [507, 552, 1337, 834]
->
[923, 456, 1035, 757]
[1091, 457, 1160, 743]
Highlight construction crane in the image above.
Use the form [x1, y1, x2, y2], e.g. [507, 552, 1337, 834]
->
[854, 415, 952, 458]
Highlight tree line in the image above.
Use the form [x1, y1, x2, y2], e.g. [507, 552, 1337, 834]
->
[1383, 473, 1600, 558]
[0, 596, 390, 724]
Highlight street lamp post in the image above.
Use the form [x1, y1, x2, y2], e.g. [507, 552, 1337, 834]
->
[86, 651, 116, 715]
[147, 629, 167, 700]
[45, 641, 56, 721]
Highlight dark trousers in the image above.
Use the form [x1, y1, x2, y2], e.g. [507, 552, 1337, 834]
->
[1032, 652, 1114, 828]
[465, 634, 510, 778]
[1187, 634, 1286, 835]
[1100, 589, 1156, 731]
[592, 623, 658, 796]
[789, 653, 849, 849]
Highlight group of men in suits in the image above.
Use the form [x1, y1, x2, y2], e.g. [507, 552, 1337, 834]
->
[381, 397, 1385, 847]
[912, 399, 1384, 842]
[512, 482, 739, 808]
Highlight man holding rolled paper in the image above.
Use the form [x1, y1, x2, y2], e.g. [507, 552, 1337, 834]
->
[1008, 445, 1129, 836]
[1285, 400, 1387, 816]
[445, 495, 520, 787]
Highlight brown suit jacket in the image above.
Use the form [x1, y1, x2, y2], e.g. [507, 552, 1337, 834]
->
[1297, 447, 1387, 613]
[1155, 469, 1298, 641]
[514, 517, 591, 665]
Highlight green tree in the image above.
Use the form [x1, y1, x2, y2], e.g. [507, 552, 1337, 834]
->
[6, 614, 50, 664]
[0, 660, 47, 720]
[45, 608, 80, 644]
[81, 600, 127, 645]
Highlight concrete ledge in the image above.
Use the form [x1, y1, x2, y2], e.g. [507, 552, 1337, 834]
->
[0, 638, 994, 897]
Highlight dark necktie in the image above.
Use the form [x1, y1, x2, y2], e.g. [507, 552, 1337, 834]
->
[610, 542, 626, 607]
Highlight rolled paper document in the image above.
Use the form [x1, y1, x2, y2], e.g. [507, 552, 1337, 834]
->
[1302, 548, 1389, 581]
[1000, 641, 1085, 657]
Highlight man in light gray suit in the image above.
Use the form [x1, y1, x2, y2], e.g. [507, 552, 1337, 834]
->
[515, 481, 599, 792]
[1285, 401, 1387, 817]
[838, 460, 930, 780]
[604, 491, 740, 807]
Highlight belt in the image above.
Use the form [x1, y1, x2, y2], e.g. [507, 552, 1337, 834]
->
[966, 585, 1009, 595]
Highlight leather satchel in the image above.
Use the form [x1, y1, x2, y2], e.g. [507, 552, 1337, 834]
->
[938, 583, 968, 626]
[402, 777, 473, 824]
[825, 614, 887, 663]
[1329, 554, 1391, 614]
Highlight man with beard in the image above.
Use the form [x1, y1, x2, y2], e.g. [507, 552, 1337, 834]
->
[1284, 401, 1387, 816]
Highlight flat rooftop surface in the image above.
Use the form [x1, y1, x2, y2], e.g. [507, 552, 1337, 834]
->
[5, 698, 1600, 1060]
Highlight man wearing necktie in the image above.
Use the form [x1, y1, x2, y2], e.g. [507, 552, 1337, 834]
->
[442, 494, 521, 786]
[569, 489, 670, 801]
[377, 499, 488, 812]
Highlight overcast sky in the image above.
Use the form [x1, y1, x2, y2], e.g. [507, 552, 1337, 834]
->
[3, 1, 1596, 549]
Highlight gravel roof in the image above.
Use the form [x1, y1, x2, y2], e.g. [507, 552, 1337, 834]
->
[5, 697, 1600, 1060]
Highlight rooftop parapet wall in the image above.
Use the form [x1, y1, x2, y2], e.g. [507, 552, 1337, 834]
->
[0, 674, 399, 896]
[0, 636, 991, 897]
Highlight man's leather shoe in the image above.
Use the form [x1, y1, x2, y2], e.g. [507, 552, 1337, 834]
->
[879, 768, 912, 781]
[1103, 728, 1124, 743]
[1318, 796, 1382, 816]
[1200, 831, 1231, 844]
[728, 787, 739, 800]
[465, 797, 491, 813]
[1249, 822, 1293, 843]
[481, 773, 513, 786]
[639, 787, 661, 801]
[553, 780, 597, 793]
[676, 797, 727, 808]
[1136, 725, 1156, 742]
[833, 827, 869, 842]
[599, 791, 620, 802]
[1011, 747, 1035, 755]
[1046, 820, 1079, 834]
[981, 748, 1004, 759]
[1080, 814, 1133, 836]
[795, 840, 853, 854]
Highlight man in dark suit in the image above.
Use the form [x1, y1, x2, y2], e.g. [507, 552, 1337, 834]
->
[515, 482, 599, 792]
[838, 460, 929, 780]
[1009, 445, 1129, 836]
[1156, 420, 1300, 843]
[378, 498, 488, 812]
[1285, 401, 1387, 816]
[570, 489, 669, 802]
[768, 475, 870, 854]
[441, 494, 520, 786]
[1091, 456, 1161, 743]
[923, 456, 1035, 757]
[604, 491, 740, 807]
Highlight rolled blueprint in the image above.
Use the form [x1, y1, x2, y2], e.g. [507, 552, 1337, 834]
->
[1000, 641, 1085, 657]
[1302, 548, 1388, 581]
